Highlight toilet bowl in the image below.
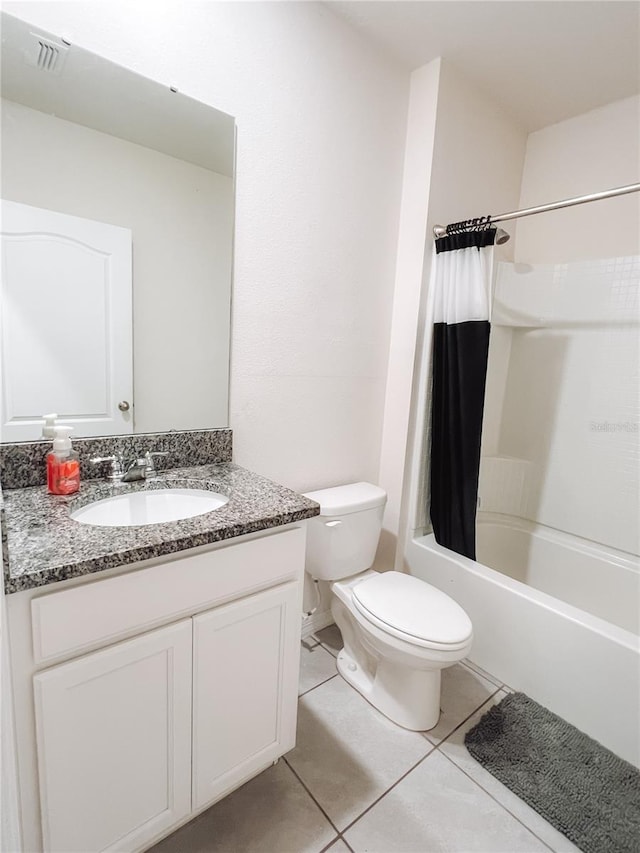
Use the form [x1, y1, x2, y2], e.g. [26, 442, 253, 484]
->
[303, 482, 473, 731]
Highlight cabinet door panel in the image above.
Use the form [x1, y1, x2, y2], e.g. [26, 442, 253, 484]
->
[192, 583, 301, 810]
[34, 620, 192, 853]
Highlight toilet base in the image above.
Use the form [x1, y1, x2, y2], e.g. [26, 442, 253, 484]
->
[336, 647, 441, 731]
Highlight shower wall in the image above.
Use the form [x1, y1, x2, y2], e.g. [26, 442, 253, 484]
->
[516, 95, 640, 264]
[480, 96, 640, 557]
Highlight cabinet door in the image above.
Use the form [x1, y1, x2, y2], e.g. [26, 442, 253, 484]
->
[34, 620, 192, 853]
[192, 582, 301, 810]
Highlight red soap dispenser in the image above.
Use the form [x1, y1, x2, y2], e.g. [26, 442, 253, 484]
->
[47, 425, 80, 495]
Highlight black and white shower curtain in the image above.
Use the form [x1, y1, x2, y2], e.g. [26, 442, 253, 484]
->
[428, 228, 496, 559]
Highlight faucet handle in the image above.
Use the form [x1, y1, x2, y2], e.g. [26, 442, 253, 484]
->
[143, 450, 168, 477]
[90, 455, 124, 482]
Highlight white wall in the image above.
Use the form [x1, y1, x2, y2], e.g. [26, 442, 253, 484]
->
[1, 97, 233, 434]
[481, 97, 640, 556]
[383, 59, 527, 566]
[375, 59, 441, 570]
[516, 96, 640, 263]
[3, 1, 409, 492]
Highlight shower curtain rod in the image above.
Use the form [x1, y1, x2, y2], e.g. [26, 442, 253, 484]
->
[433, 182, 640, 238]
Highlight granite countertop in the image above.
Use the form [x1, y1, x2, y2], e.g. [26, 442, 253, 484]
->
[2, 463, 320, 593]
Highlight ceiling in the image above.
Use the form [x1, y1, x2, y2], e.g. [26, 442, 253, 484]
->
[327, 1, 640, 131]
[0, 11, 235, 176]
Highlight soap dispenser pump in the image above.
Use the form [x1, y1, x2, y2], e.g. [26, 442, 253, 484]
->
[42, 413, 58, 439]
[47, 425, 80, 495]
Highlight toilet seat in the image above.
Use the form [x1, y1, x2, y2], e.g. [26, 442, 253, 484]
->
[351, 572, 473, 652]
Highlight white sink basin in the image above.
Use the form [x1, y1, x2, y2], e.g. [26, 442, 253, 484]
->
[70, 488, 229, 527]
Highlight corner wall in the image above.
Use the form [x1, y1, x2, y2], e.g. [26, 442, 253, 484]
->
[380, 59, 527, 567]
[516, 95, 640, 263]
[5, 0, 409, 493]
[483, 96, 640, 555]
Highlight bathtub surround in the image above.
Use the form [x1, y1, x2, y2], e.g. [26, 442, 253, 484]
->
[407, 531, 640, 767]
[482, 254, 640, 555]
[478, 96, 640, 558]
[465, 692, 640, 853]
[400, 79, 639, 769]
[378, 59, 526, 571]
[0, 428, 232, 490]
[429, 228, 496, 559]
[475, 517, 638, 635]
[515, 96, 640, 265]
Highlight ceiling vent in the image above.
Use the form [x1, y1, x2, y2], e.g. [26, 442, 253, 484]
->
[25, 33, 69, 75]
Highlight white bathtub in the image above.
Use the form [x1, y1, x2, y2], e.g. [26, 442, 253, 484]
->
[405, 515, 640, 766]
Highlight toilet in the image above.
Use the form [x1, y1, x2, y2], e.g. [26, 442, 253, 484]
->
[303, 482, 473, 731]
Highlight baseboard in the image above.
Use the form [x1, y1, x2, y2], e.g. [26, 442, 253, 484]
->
[301, 608, 334, 639]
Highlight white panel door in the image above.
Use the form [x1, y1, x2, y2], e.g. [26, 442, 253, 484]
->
[1, 199, 132, 439]
[192, 583, 301, 810]
[33, 620, 192, 853]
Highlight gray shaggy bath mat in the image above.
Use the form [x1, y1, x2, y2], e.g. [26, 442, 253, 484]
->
[464, 692, 640, 853]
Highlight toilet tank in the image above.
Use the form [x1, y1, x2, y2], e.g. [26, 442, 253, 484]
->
[303, 482, 387, 581]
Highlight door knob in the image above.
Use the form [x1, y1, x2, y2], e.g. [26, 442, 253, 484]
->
[118, 400, 130, 412]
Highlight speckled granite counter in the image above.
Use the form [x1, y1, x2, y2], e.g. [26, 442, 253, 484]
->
[2, 463, 320, 593]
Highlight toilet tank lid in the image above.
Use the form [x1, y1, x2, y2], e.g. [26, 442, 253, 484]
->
[302, 482, 387, 516]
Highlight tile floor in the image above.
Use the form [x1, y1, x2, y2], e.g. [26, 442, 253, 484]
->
[149, 624, 581, 853]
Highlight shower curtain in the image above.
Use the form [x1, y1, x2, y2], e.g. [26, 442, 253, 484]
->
[429, 228, 496, 559]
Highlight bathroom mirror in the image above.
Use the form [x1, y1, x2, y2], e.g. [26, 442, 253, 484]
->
[0, 12, 235, 441]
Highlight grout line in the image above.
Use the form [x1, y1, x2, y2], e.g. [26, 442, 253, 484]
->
[317, 838, 340, 853]
[459, 657, 504, 689]
[306, 684, 505, 840]
[298, 672, 338, 698]
[438, 749, 557, 852]
[337, 738, 439, 837]
[320, 644, 339, 659]
[424, 685, 503, 750]
[317, 833, 356, 853]
[283, 756, 342, 836]
[340, 834, 356, 852]
[314, 636, 341, 658]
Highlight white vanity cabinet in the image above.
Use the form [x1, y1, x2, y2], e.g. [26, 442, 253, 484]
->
[34, 620, 193, 853]
[192, 582, 300, 810]
[7, 525, 306, 853]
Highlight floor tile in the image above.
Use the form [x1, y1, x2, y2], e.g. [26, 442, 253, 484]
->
[312, 623, 343, 657]
[286, 676, 433, 830]
[300, 640, 338, 695]
[424, 662, 500, 745]
[344, 749, 549, 852]
[461, 656, 504, 689]
[440, 691, 582, 852]
[147, 760, 337, 853]
[323, 840, 352, 853]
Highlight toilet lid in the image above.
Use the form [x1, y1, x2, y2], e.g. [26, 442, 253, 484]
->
[352, 573, 472, 648]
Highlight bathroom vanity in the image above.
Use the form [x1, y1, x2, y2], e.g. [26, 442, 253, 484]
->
[1, 443, 319, 853]
[0, 13, 324, 851]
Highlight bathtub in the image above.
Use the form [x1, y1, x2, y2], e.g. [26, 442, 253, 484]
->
[405, 514, 640, 767]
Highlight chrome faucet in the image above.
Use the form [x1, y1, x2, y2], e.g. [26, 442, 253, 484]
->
[91, 451, 168, 483]
[121, 458, 148, 483]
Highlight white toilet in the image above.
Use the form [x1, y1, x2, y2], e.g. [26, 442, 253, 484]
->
[303, 482, 473, 731]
